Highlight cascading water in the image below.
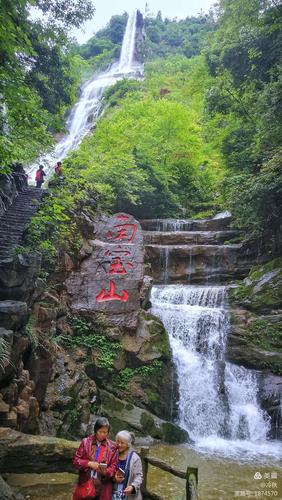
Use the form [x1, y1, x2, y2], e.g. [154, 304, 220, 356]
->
[26, 10, 141, 182]
[150, 281, 278, 458]
[118, 10, 138, 73]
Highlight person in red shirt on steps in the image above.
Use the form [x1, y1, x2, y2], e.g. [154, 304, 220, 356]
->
[35, 165, 46, 188]
[54, 161, 62, 176]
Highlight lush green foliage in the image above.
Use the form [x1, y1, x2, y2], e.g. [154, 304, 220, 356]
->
[0, 0, 94, 169]
[26, 177, 97, 264]
[204, 0, 282, 244]
[114, 361, 164, 389]
[0, 337, 11, 371]
[75, 13, 128, 69]
[61, 55, 225, 219]
[54, 316, 121, 371]
[143, 12, 216, 59]
[3, 2, 281, 250]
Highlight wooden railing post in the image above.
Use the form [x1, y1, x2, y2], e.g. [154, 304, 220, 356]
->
[140, 447, 149, 489]
[186, 467, 199, 500]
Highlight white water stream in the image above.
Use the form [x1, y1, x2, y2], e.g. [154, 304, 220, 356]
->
[150, 284, 281, 459]
[26, 10, 142, 183]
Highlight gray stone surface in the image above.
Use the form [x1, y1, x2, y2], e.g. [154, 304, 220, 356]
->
[0, 427, 79, 473]
[66, 213, 144, 328]
[0, 301, 27, 330]
[100, 389, 190, 444]
[0, 475, 23, 500]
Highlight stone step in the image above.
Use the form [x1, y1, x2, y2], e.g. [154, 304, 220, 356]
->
[0, 187, 44, 258]
[143, 230, 240, 246]
[1, 216, 34, 224]
[140, 217, 232, 232]
[0, 238, 22, 246]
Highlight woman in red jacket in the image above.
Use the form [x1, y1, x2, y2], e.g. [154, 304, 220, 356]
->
[73, 417, 118, 500]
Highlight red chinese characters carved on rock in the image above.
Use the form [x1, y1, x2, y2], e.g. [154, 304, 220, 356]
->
[95, 214, 139, 304]
[96, 279, 129, 303]
[109, 257, 134, 275]
[106, 223, 137, 243]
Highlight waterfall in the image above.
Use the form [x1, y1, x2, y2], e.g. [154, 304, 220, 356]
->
[157, 219, 192, 232]
[26, 11, 142, 183]
[151, 284, 272, 447]
[160, 247, 170, 284]
[118, 11, 138, 73]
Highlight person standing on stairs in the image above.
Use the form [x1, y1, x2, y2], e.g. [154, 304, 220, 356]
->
[35, 165, 46, 188]
[54, 161, 63, 176]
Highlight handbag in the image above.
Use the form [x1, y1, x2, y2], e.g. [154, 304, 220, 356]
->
[73, 478, 97, 500]
[73, 477, 102, 500]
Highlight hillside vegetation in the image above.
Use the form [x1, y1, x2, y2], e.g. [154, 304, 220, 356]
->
[1, 1, 281, 259]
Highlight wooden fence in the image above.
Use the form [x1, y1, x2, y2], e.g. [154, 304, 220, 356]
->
[139, 447, 198, 500]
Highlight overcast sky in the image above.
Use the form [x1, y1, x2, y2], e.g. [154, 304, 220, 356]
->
[72, 0, 216, 43]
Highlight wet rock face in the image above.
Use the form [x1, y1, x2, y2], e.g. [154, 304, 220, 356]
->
[0, 253, 41, 302]
[145, 243, 253, 284]
[135, 10, 145, 63]
[0, 301, 28, 330]
[85, 310, 177, 421]
[260, 374, 282, 440]
[227, 258, 282, 437]
[0, 165, 27, 218]
[143, 230, 240, 246]
[100, 389, 189, 443]
[66, 213, 144, 329]
[38, 349, 97, 439]
[141, 217, 257, 284]
[140, 218, 232, 232]
[0, 474, 23, 500]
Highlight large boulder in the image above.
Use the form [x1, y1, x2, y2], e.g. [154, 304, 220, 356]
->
[260, 373, 282, 439]
[0, 475, 23, 500]
[226, 326, 282, 375]
[0, 427, 78, 473]
[229, 257, 282, 312]
[66, 213, 144, 329]
[99, 390, 190, 444]
[85, 310, 178, 420]
[38, 349, 97, 440]
[0, 253, 41, 302]
[227, 258, 282, 377]
[0, 301, 28, 330]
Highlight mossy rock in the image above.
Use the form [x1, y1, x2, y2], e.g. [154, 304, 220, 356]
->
[160, 422, 189, 444]
[140, 412, 161, 439]
[248, 316, 282, 352]
[229, 258, 282, 312]
[99, 389, 190, 443]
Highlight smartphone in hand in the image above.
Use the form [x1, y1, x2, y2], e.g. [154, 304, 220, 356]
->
[118, 467, 125, 476]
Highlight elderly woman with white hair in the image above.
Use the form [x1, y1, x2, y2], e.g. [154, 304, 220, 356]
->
[112, 430, 143, 500]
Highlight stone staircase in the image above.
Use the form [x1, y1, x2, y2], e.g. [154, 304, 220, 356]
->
[0, 187, 44, 261]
